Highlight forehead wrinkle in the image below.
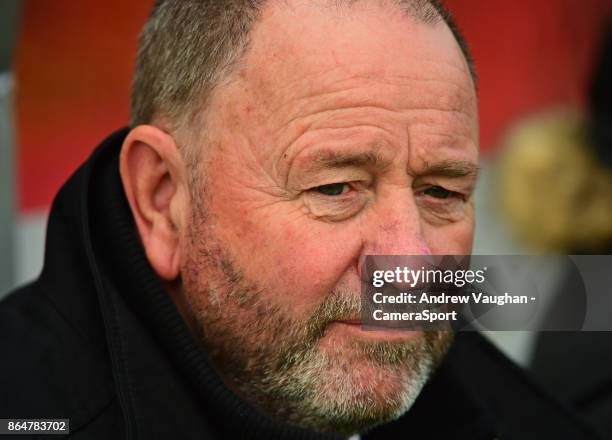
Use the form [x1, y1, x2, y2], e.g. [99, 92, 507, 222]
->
[408, 114, 477, 142]
[265, 74, 474, 135]
[273, 102, 475, 178]
[274, 105, 402, 156]
[279, 124, 398, 187]
[412, 133, 478, 154]
[246, 71, 473, 129]
[261, 83, 472, 157]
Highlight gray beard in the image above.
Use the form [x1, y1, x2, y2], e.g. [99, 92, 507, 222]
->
[181, 207, 453, 436]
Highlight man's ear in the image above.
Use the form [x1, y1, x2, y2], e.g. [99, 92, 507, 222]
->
[119, 125, 188, 281]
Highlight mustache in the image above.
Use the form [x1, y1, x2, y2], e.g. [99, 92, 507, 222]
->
[304, 294, 362, 336]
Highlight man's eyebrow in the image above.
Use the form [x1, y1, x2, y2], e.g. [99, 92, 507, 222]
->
[420, 159, 479, 178]
[304, 150, 393, 172]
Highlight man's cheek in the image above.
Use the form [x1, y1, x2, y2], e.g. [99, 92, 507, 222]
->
[265, 224, 363, 308]
[424, 219, 475, 255]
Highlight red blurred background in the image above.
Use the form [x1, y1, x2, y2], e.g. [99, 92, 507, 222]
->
[14, 0, 612, 213]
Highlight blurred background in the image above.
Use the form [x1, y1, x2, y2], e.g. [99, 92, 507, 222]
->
[1, 0, 611, 415]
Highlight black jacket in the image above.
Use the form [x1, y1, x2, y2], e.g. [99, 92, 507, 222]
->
[0, 129, 601, 439]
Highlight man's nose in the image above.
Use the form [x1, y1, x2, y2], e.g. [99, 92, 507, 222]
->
[356, 192, 431, 282]
[360, 192, 432, 257]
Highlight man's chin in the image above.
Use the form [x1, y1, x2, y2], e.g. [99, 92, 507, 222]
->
[291, 361, 424, 437]
[314, 360, 424, 415]
[289, 328, 440, 435]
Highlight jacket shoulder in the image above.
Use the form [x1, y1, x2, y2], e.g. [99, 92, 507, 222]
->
[448, 332, 599, 439]
[0, 282, 124, 436]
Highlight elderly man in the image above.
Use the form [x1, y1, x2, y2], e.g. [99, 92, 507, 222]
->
[0, 1, 599, 439]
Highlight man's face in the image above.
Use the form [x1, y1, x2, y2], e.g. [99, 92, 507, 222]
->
[180, 1, 478, 435]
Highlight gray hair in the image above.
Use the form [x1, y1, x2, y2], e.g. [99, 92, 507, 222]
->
[131, 0, 476, 133]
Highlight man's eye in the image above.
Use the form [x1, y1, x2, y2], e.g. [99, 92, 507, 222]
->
[314, 183, 350, 196]
[423, 186, 453, 199]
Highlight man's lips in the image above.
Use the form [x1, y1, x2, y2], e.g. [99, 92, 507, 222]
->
[327, 319, 421, 342]
[334, 319, 361, 325]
